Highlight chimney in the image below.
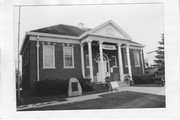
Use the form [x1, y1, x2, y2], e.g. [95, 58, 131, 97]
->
[78, 22, 84, 29]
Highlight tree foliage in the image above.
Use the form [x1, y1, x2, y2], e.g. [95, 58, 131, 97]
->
[154, 33, 165, 73]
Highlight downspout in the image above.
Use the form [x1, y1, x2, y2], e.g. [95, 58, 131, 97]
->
[36, 36, 40, 81]
[140, 47, 145, 74]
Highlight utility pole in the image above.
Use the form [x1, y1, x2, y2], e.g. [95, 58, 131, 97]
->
[17, 6, 21, 100]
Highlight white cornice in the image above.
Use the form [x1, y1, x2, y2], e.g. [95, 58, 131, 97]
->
[88, 33, 130, 41]
[79, 20, 132, 40]
[27, 32, 79, 40]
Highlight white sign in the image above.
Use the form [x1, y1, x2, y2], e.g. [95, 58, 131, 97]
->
[109, 81, 120, 92]
[102, 44, 116, 50]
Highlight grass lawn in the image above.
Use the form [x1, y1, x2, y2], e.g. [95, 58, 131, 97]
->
[22, 91, 165, 111]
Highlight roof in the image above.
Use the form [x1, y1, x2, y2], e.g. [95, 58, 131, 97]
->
[31, 24, 90, 37]
[129, 40, 143, 46]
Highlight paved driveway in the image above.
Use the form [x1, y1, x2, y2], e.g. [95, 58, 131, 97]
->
[120, 86, 165, 96]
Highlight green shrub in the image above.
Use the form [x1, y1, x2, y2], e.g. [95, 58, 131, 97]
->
[78, 78, 94, 92]
[34, 79, 69, 96]
[132, 74, 154, 84]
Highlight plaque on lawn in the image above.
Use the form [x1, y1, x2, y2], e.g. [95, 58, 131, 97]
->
[68, 78, 82, 97]
[72, 82, 78, 91]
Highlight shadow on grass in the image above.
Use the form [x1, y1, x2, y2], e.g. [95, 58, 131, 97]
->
[20, 91, 165, 111]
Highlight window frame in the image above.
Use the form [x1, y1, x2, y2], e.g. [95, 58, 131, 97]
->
[43, 44, 55, 69]
[86, 54, 90, 68]
[123, 49, 128, 67]
[134, 50, 140, 67]
[112, 55, 117, 68]
[63, 46, 75, 69]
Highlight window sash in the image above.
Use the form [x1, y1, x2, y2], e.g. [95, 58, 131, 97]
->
[43, 45, 55, 69]
[86, 55, 89, 68]
[134, 51, 140, 67]
[123, 49, 128, 67]
[64, 47, 74, 68]
[112, 56, 117, 67]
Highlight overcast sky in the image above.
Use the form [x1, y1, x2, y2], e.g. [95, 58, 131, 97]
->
[14, 3, 164, 62]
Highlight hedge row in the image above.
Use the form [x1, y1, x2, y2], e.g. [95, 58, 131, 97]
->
[132, 74, 162, 84]
[34, 78, 93, 96]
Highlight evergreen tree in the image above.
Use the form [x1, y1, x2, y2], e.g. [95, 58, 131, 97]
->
[154, 33, 164, 74]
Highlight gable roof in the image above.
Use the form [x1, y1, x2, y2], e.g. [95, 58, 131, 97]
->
[81, 20, 132, 40]
[32, 24, 90, 37]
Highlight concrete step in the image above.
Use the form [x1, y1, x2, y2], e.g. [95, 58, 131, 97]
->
[117, 81, 129, 87]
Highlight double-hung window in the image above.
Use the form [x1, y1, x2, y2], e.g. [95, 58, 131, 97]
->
[43, 45, 55, 69]
[63, 46, 74, 68]
[123, 49, 128, 67]
[134, 50, 140, 67]
[112, 56, 117, 67]
[86, 55, 89, 68]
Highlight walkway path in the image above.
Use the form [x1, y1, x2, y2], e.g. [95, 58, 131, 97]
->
[17, 86, 165, 111]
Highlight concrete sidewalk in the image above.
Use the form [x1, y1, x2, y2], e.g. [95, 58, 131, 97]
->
[17, 86, 165, 111]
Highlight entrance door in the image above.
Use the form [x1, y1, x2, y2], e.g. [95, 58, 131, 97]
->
[97, 55, 110, 82]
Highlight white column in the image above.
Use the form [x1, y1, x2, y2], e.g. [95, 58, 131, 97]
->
[117, 43, 124, 81]
[80, 44, 85, 78]
[36, 36, 40, 82]
[99, 41, 105, 82]
[140, 47, 145, 74]
[88, 40, 94, 82]
[126, 44, 132, 80]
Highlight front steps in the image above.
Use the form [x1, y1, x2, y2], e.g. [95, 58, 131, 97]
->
[94, 81, 130, 91]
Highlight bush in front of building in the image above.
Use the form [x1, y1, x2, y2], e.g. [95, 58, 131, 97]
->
[133, 72, 164, 86]
[132, 74, 155, 84]
[34, 78, 94, 96]
[78, 78, 94, 92]
[34, 79, 69, 96]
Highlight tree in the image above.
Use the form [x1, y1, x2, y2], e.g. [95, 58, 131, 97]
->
[154, 33, 165, 86]
[154, 33, 164, 71]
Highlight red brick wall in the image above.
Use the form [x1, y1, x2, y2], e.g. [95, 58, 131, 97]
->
[28, 41, 82, 89]
[122, 48, 144, 75]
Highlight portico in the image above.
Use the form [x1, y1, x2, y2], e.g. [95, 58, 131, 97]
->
[80, 36, 134, 83]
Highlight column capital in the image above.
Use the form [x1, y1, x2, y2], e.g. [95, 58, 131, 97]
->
[117, 42, 123, 46]
[80, 43, 84, 47]
[126, 43, 130, 48]
[140, 50, 143, 53]
[87, 39, 92, 43]
[98, 41, 104, 45]
[37, 35, 40, 40]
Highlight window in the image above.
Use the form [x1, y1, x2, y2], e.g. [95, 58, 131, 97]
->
[123, 49, 128, 67]
[63, 46, 74, 68]
[111, 56, 117, 67]
[43, 45, 55, 69]
[86, 55, 89, 68]
[134, 50, 140, 67]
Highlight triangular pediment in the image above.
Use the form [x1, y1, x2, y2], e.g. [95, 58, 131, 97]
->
[89, 20, 132, 40]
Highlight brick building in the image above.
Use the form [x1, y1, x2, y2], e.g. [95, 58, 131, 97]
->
[20, 20, 145, 92]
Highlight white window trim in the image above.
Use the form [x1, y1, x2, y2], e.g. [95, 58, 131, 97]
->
[63, 46, 75, 69]
[112, 56, 117, 68]
[43, 45, 56, 69]
[86, 54, 90, 68]
[134, 51, 140, 67]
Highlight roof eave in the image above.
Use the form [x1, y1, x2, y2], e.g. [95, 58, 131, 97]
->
[27, 31, 80, 40]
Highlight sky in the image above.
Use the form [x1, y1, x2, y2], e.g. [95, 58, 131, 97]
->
[14, 3, 164, 67]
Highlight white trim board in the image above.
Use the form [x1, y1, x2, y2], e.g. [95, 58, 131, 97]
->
[30, 35, 80, 44]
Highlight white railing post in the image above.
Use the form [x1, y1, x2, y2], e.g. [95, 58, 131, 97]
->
[126, 44, 132, 80]
[117, 43, 124, 81]
[80, 44, 85, 78]
[88, 40, 94, 82]
[99, 41, 105, 82]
